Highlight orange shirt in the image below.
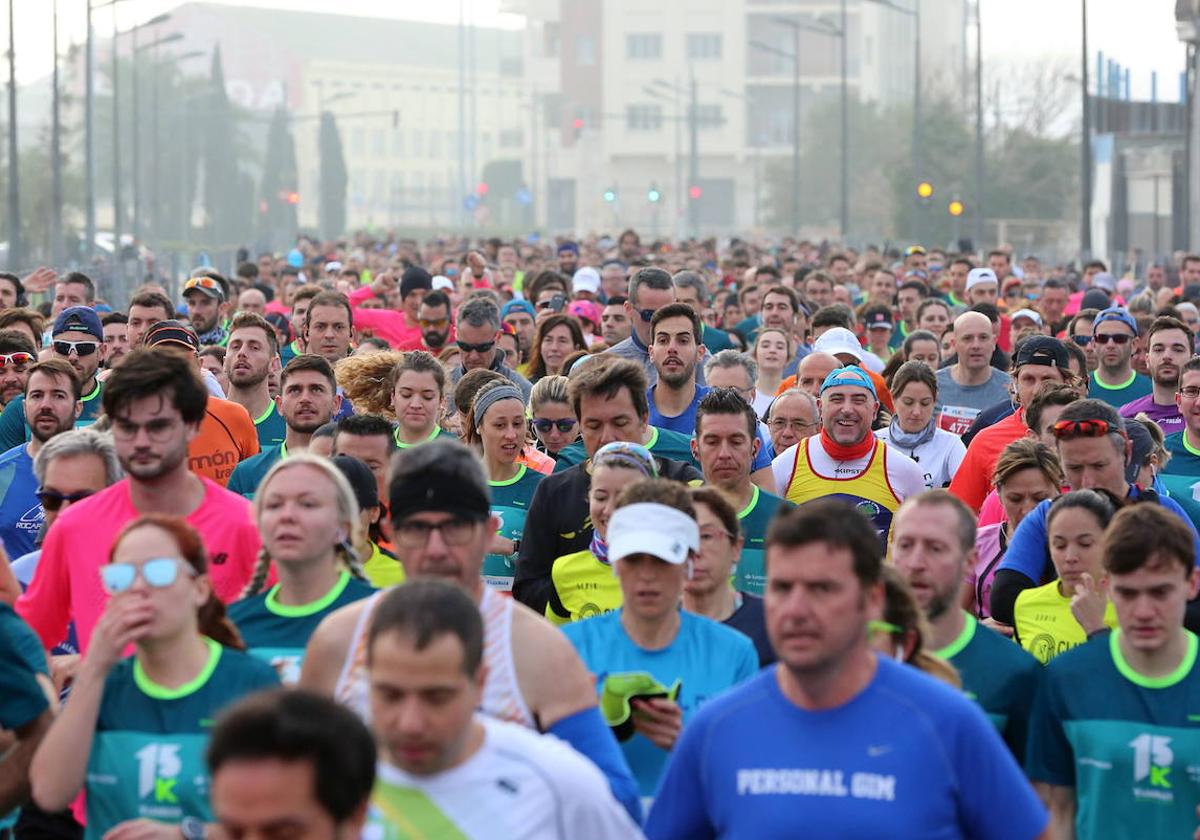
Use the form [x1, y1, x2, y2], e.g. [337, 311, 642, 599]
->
[189, 397, 260, 486]
[775, 368, 895, 413]
[947, 409, 1028, 512]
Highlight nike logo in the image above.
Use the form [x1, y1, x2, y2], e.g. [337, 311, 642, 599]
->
[867, 744, 892, 757]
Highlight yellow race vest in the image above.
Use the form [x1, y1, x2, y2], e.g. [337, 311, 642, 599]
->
[1014, 579, 1118, 665]
[784, 437, 903, 538]
[546, 549, 623, 626]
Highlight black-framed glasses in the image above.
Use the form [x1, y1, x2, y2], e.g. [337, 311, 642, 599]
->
[53, 340, 98, 357]
[37, 487, 95, 511]
[456, 339, 496, 354]
[1093, 334, 1132, 345]
[1180, 386, 1200, 400]
[532, 417, 577, 434]
[394, 517, 481, 548]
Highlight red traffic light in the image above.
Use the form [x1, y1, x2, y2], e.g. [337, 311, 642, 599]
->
[688, 185, 702, 200]
[476, 182, 490, 196]
[573, 117, 585, 130]
[285, 192, 300, 205]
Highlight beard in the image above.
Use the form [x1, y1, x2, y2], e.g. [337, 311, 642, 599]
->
[229, 366, 269, 388]
[923, 583, 957, 622]
[659, 359, 696, 389]
[122, 436, 189, 481]
[422, 329, 449, 350]
[30, 412, 73, 443]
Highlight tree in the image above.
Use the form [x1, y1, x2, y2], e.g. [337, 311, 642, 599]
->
[198, 46, 245, 249]
[318, 111, 347, 242]
[257, 105, 299, 251]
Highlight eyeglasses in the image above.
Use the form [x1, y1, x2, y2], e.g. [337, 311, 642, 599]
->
[768, 418, 819, 432]
[0, 352, 33, 369]
[456, 339, 496, 354]
[1070, 335, 1093, 347]
[53, 340, 98, 357]
[636, 308, 656, 323]
[1180, 387, 1200, 400]
[532, 417, 577, 434]
[699, 526, 733, 545]
[183, 276, 223, 296]
[419, 318, 450, 330]
[111, 416, 180, 443]
[101, 557, 196, 594]
[37, 487, 95, 512]
[1052, 418, 1113, 439]
[1093, 333, 1132, 345]
[394, 517, 480, 548]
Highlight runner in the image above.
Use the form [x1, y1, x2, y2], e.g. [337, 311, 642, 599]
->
[445, 298, 531, 413]
[0, 329, 35, 409]
[1162, 357, 1200, 477]
[0, 601, 53, 820]
[645, 498, 1049, 839]
[529, 376, 579, 461]
[364, 581, 642, 838]
[224, 312, 287, 450]
[390, 350, 451, 448]
[29, 515, 278, 839]
[607, 267, 689, 388]
[1087, 307, 1152, 408]
[1027, 503, 1200, 840]
[1118, 316, 1189, 434]
[876, 361, 966, 489]
[764, 388, 820, 454]
[461, 380, 545, 591]
[647, 304, 709, 432]
[934, 311, 1011, 435]
[183, 274, 229, 346]
[890, 490, 1041, 758]
[299, 439, 641, 822]
[228, 455, 375, 684]
[562, 482, 758, 797]
[208, 689, 377, 840]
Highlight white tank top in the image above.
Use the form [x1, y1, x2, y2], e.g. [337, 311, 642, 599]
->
[334, 587, 536, 730]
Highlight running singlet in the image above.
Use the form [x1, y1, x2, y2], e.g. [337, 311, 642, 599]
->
[484, 466, 544, 592]
[1027, 631, 1200, 840]
[365, 717, 640, 840]
[336, 588, 536, 729]
[781, 437, 906, 539]
[547, 549, 622, 626]
[1013, 580, 1119, 664]
[228, 571, 375, 684]
[732, 487, 790, 596]
[85, 639, 279, 840]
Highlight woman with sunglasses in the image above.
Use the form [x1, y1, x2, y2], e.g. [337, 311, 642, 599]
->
[229, 454, 374, 683]
[875, 361, 965, 489]
[751, 328, 791, 418]
[529, 375, 578, 459]
[545, 441, 657, 625]
[525, 314, 587, 383]
[30, 514, 278, 839]
[463, 380, 545, 592]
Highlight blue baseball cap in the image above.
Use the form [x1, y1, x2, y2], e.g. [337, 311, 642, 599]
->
[501, 300, 536, 320]
[820, 365, 877, 398]
[52, 306, 103, 340]
[1094, 306, 1138, 336]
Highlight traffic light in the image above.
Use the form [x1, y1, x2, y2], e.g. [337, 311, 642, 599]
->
[688, 185, 703, 200]
[916, 181, 934, 200]
[277, 190, 299, 205]
[647, 185, 662, 203]
[603, 187, 617, 203]
[476, 182, 490, 197]
[948, 199, 965, 217]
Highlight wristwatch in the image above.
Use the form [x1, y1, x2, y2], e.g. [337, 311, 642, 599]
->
[180, 817, 207, 840]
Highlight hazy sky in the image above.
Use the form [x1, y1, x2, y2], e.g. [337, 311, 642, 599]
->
[10, 0, 1188, 101]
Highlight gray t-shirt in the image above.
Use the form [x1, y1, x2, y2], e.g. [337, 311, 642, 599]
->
[934, 366, 1011, 436]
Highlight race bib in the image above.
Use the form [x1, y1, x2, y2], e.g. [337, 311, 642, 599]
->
[937, 405, 979, 436]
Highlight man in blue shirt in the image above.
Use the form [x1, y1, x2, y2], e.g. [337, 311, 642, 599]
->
[646, 497, 1049, 840]
[647, 303, 709, 434]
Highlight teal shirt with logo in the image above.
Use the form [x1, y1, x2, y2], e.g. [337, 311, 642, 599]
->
[226, 443, 286, 499]
[935, 612, 1041, 760]
[252, 402, 287, 450]
[86, 640, 279, 840]
[484, 465, 544, 591]
[552, 426, 700, 473]
[732, 486, 790, 596]
[1087, 370, 1152, 409]
[228, 571, 376, 684]
[1027, 629, 1200, 840]
[1162, 432, 1200, 479]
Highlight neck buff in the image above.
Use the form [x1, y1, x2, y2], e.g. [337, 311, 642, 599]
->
[591, 532, 610, 565]
[820, 427, 876, 461]
[887, 414, 937, 450]
[197, 323, 227, 346]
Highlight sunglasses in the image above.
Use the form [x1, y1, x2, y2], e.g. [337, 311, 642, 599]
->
[53, 340, 99, 357]
[1093, 334, 1132, 345]
[419, 318, 450, 330]
[183, 276, 224, 296]
[37, 487, 95, 512]
[1070, 335, 1093, 347]
[0, 352, 34, 368]
[456, 339, 496, 354]
[636, 308, 656, 323]
[1052, 418, 1114, 438]
[100, 557, 196, 594]
[532, 417, 577, 434]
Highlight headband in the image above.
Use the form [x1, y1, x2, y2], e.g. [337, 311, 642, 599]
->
[389, 468, 491, 524]
[472, 383, 525, 425]
[819, 365, 877, 398]
[592, 441, 658, 477]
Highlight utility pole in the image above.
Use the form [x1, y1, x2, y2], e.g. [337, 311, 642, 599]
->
[1080, 0, 1092, 258]
[51, 0, 63, 269]
[973, 0, 984, 250]
[85, 1, 95, 261]
[790, 24, 800, 235]
[111, 6, 123, 278]
[687, 70, 699, 237]
[840, 0, 849, 240]
[7, 0, 20, 271]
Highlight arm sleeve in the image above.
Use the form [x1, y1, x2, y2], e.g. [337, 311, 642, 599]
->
[513, 478, 559, 615]
[546, 706, 642, 826]
[1025, 667, 1076, 787]
[770, 449, 795, 498]
[14, 523, 70, 650]
[644, 715, 716, 840]
[0, 399, 27, 453]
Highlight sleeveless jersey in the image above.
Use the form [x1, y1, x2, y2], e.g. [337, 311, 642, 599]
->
[784, 437, 903, 537]
[335, 587, 536, 729]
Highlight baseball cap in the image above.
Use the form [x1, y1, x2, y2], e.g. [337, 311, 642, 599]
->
[324, 261, 344, 274]
[863, 310, 893, 331]
[572, 267, 601, 295]
[812, 327, 865, 363]
[501, 300, 536, 320]
[1124, 419, 1154, 485]
[607, 503, 699, 566]
[52, 306, 103, 341]
[264, 311, 293, 342]
[820, 365, 878, 398]
[1080, 289, 1112, 311]
[143, 319, 200, 353]
[568, 299, 602, 326]
[1009, 308, 1043, 326]
[965, 267, 999, 291]
[557, 241, 580, 255]
[1013, 336, 1069, 369]
[1094, 306, 1138, 335]
[1091, 272, 1117, 293]
[183, 275, 225, 301]
[432, 275, 455, 291]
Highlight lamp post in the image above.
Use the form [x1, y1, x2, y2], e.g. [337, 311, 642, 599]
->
[973, 0, 984, 250]
[749, 38, 801, 234]
[1080, 0, 1092, 258]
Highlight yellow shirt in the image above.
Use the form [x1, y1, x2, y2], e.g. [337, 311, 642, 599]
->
[362, 542, 405, 589]
[546, 549, 623, 626]
[1013, 579, 1118, 664]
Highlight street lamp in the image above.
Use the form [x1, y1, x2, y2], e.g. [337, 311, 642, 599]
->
[643, 84, 684, 237]
[132, 30, 182, 249]
[749, 38, 801, 234]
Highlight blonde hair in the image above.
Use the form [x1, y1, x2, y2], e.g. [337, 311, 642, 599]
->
[243, 453, 367, 597]
[334, 351, 404, 419]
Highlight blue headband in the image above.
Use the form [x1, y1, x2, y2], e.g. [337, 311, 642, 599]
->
[820, 365, 877, 398]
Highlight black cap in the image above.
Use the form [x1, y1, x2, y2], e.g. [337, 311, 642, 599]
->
[331, 454, 379, 510]
[1013, 335, 1069, 369]
[1124, 419, 1154, 485]
[863, 309, 894, 330]
[1080, 288, 1112, 311]
[400, 267, 433, 299]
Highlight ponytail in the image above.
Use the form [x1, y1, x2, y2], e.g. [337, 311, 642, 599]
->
[241, 548, 274, 599]
[198, 594, 245, 650]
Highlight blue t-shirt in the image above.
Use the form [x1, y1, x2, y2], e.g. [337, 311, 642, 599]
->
[645, 659, 1048, 840]
[562, 609, 758, 797]
[1027, 630, 1200, 840]
[0, 444, 41, 558]
[647, 385, 711, 436]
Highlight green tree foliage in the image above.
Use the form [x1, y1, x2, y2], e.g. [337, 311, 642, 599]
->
[257, 106, 299, 250]
[318, 111, 347, 241]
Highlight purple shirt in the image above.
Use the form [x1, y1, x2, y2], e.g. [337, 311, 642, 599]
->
[1119, 393, 1183, 435]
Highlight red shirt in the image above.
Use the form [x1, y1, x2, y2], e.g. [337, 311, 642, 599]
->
[947, 410, 1028, 512]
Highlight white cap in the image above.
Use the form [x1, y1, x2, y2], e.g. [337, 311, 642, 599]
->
[812, 327, 865, 362]
[432, 275, 454, 291]
[1010, 308, 1042, 326]
[966, 267, 999, 290]
[608, 503, 699, 566]
[572, 266, 601, 295]
[324, 260, 344, 274]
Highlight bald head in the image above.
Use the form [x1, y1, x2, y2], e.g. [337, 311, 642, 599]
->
[952, 312, 996, 372]
[237, 287, 267, 315]
[796, 351, 842, 396]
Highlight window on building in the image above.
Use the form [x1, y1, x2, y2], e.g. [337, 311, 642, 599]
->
[695, 104, 724, 130]
[429, 131, 441, 159]
[687, 33, 722, 60]
[575, 34, 596, 66]
[626, 104, 664, 131]
[372, 129, 385, 157]
[627, 33, 662, 60]
[499, 128, 523, 148]
[392, 129, 405, 157]
[413, 129, 424, 157]
[350, 128, 365, 156]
